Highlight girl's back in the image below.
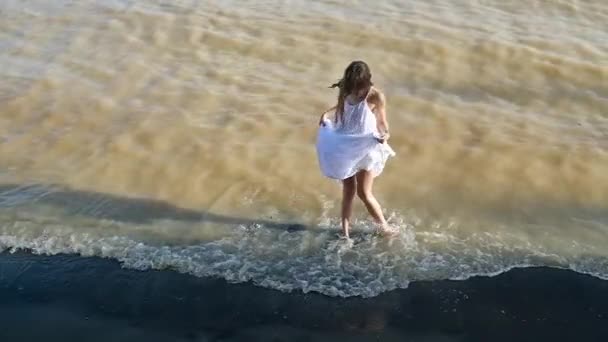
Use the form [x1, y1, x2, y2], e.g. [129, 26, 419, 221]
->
[335, 94, 377, 135]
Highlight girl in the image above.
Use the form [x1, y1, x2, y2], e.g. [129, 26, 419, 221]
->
[316, 61, 396, 238]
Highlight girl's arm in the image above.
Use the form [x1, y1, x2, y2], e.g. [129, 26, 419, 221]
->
[369, 89, 390, 142]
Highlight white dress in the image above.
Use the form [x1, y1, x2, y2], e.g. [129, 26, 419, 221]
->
[316, 97, 395, 180]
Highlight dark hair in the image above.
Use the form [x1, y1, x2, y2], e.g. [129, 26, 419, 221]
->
[329, 61, 373, 123]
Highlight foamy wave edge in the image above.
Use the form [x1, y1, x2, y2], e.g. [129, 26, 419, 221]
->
[1, 233, 607, 298]
[0, 233, 405, 297]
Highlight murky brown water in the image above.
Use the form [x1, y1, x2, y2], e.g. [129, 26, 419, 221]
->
[1, 0, 607, 297]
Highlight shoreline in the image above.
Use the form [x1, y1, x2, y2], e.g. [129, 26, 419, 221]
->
[1, 251, 608, 341]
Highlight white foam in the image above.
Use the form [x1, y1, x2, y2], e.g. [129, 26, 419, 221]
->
[1, 193, 607, 298]
[3, 212, 604, 298]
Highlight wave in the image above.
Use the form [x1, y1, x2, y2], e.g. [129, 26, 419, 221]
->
[2, 205, 606, 298]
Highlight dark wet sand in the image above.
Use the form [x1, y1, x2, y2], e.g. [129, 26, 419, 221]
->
[1, 250, 607, 341]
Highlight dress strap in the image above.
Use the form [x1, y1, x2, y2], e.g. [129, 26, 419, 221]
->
[365, 86, 374, 100]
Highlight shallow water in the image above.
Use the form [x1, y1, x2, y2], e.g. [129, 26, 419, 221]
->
[1, 0, 607, 297]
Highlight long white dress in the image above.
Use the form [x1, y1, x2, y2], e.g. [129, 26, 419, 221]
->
[316, 97, 395, 180]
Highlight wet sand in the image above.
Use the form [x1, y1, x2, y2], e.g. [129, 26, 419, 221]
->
[1, 250, 607, 341]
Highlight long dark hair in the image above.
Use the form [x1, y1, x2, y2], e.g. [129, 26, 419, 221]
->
[329, 61, 373, 123]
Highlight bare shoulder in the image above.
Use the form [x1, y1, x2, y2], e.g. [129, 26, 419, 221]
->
[367, 87, 386, 108]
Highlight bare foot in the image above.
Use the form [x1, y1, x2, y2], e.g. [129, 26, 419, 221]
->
[375, 224, 399, 236]
[338, 231, 351, 240]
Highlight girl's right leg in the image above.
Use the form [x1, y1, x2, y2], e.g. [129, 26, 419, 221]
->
[341, 176, 356, 238]
[355, 170, 394, 234]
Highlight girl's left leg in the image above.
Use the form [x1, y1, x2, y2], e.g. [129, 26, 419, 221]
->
[341, 176, 356, 238]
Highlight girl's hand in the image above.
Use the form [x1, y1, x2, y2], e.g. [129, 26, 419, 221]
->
[319, 113, 327, 126]
[319, 105, 337, 126]
[376, 132, 390, 143]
